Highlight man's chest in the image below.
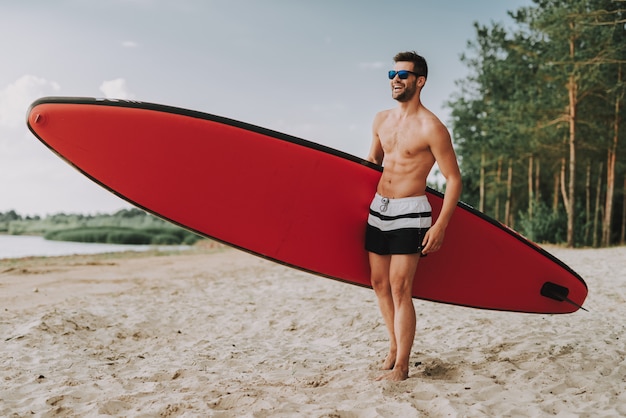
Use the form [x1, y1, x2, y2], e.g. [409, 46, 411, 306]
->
[378, 124, 428, 157]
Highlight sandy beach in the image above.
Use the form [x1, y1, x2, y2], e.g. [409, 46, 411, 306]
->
[1, 243, 624, 417]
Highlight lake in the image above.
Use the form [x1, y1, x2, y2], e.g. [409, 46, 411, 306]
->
[0, 235, 190, 260]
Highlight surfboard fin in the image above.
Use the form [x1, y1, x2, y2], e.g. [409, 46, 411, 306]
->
[540, 282, 588, 312]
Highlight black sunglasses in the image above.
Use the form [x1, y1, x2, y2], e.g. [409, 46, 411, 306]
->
[388, 70, 421, 80]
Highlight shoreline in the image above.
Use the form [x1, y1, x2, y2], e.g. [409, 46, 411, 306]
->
[0, 233, 207, 261]
[1, 245, 625, 416]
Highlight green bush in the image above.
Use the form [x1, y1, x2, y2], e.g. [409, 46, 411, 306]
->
[45, 227, 148, 245]
[45, 228, 111, 243]
[44, 225, 202, 245]
[183, 234, 200, 245]
[518, 201, 567, 244]
[151, 233, 181, 245]
[106, 230, 152, 245]
[142, 227, 200, 245]
[3, 209, 204, 245]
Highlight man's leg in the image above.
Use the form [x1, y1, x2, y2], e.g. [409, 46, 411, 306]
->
[377, 253, 421, 381]
[369, 252, 396, 370]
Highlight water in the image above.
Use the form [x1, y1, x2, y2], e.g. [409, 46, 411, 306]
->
[0, 235, 190, 260]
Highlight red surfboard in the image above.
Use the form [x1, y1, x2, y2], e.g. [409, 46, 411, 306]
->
[26, 97, 587, 313]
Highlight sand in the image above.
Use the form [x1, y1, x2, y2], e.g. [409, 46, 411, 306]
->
[1, 244, 625, 417]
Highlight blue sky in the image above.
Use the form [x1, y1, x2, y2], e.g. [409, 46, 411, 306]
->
[0, 0, 532, 216]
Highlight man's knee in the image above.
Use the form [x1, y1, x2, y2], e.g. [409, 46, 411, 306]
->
[389, 274, 414, 298]
[391, 282, 412, 299]
[370, 272, 389, 292]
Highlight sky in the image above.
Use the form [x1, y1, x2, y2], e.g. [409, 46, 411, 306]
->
[0, 0, 533, 216]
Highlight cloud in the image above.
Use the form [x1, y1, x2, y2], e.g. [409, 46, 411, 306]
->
[0, 75, 60, 128]
[0, 76, 133, 215]
[122, 40, 139, 48]
[358, 61, 386, 70]
[99, 78, 135, 99]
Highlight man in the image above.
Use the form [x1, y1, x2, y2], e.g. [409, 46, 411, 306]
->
[365, 51, 462, 381]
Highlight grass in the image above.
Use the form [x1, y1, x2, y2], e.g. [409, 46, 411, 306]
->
[44, 226, 201, 245]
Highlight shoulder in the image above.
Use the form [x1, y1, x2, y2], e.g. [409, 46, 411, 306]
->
[373, 109, 393, 127]
[417, 109, 450, 141]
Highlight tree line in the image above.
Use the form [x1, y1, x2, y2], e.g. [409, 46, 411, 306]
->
[0, 208, 202, 245]
[448, 0, 625, 247]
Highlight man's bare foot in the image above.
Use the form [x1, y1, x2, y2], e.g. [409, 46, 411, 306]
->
[375, 368, 409, 382]
[381, 352, 396, 370]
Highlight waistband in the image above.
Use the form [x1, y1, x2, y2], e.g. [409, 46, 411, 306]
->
[374, 193, 429, 204]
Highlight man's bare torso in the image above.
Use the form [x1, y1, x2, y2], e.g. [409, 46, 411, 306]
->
[374, 108, 439, 199]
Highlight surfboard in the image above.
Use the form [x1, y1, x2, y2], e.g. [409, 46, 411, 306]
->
[26, 97, 587, 314]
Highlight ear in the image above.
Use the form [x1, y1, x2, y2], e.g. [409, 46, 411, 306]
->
[417, 76, 426, 88]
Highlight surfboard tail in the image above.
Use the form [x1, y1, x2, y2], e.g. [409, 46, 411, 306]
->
[541, 282, 588, 312]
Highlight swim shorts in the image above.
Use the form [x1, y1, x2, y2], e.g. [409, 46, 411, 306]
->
[365, 193, 432, 255]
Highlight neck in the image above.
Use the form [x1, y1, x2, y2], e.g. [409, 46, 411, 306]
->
[396, 97, 423, 115]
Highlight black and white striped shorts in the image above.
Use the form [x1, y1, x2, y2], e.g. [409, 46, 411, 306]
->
[365, 193, 432, 255]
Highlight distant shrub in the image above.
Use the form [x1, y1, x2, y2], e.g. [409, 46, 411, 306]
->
[44, 225, 202, 245]
[4, 209, 205, 244]
[518, 201, 567, 244]
[45, 228, 111, 243]
[144, 227, 200, 244]
[151, 233, 180, 245]
[183, 234, 200, 245]
[106, 230, 152, 245]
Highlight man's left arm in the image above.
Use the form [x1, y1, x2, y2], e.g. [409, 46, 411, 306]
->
[421, 124, 462, 254]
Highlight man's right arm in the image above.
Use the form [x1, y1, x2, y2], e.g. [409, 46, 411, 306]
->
[367, 112, 385, 165]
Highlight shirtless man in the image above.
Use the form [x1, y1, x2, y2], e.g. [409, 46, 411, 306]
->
[365, 51, 462, 381]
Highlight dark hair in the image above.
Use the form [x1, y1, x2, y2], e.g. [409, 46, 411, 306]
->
[393, 51, 428, 79]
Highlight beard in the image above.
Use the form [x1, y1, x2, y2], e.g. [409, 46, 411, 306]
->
[392, 82, 417, 102]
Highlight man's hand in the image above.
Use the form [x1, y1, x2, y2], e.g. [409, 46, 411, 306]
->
[421, 223, 446, 254]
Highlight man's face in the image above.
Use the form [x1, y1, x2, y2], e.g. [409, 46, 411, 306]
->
[390, 62, 418, 102]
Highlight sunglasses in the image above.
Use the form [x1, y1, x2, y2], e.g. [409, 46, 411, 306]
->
[388, 70, 421, 80]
